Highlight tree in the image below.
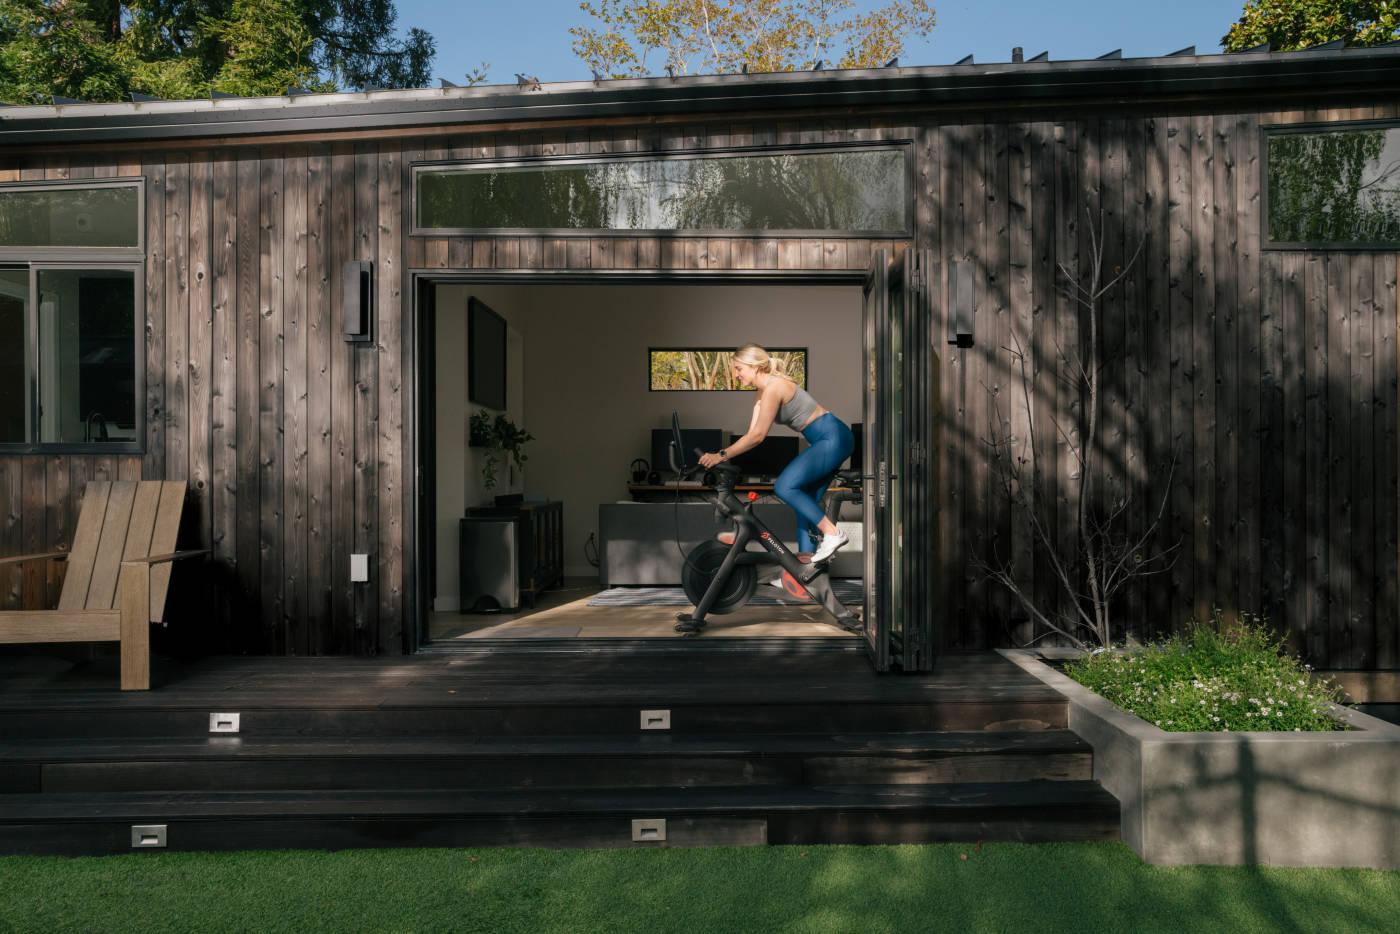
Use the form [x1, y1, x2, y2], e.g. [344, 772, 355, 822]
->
[0, 0, 451, 104]
[1222, 0, 1400, 51]
[570, 0, 936, 79]
[978, 212, 1179, 650]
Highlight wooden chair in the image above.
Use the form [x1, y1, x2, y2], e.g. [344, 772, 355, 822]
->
[0, 480, 206, 690]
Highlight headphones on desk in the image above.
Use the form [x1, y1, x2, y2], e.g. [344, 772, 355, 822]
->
[630, 458, 650, 483]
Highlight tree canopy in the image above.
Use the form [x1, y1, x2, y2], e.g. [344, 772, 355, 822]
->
[570, 0, 936, 78]
[0, 0, 442, 104]
[1222, 0, 1400, 51]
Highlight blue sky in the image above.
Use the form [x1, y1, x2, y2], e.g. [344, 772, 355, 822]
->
[396, 0, 1248, 86]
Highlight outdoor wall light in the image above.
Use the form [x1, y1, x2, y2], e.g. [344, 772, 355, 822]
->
[948, 260, 974, 347]
[343, 260, 374, 343]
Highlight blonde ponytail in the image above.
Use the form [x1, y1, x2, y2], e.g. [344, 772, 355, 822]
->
[734, 343, 780, 375]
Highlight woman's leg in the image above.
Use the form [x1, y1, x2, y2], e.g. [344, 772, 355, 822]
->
[774, 449, 829, 553]
[775, 419, 853, 552]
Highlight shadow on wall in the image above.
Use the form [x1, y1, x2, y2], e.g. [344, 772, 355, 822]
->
[937, 224, 1397, 671]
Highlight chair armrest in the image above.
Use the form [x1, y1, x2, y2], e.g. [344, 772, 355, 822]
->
[0, 550, 68, 568]
[121, 549, 210, 566]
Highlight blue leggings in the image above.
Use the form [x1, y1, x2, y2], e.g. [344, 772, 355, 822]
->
[773, 413, 855, 553]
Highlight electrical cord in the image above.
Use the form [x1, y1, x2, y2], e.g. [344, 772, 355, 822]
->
[583, 531, 599, 569]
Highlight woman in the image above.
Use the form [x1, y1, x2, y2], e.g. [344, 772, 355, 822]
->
[698, 344, 855, 564]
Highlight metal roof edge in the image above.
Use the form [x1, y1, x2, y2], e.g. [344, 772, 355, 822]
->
[1, 46, 1398, 147]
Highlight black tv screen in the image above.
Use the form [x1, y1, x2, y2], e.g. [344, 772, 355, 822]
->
[728, 433, 799, 477]
[468, 297, 507, 410]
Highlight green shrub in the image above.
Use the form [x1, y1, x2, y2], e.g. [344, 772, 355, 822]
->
[1063, 613, 1346, 732]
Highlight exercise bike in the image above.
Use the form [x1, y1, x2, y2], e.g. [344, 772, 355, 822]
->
[666, 414, 864, 636]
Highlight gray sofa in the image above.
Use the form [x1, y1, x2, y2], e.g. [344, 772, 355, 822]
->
[598, 502, 861, 586]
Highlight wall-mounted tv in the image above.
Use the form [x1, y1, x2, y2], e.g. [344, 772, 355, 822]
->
[468, 297, 507, 410]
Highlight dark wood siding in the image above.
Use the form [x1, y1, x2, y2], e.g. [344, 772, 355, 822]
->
[0, 100, 1396, 669]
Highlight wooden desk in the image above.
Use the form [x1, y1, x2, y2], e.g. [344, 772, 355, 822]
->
[627, 483, 852, 503]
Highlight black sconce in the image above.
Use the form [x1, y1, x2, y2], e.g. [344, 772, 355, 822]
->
[947, 260, 974, 347]
[343, 260, 373, 343]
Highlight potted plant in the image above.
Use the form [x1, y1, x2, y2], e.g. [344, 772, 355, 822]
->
[469, 411, 533, 491]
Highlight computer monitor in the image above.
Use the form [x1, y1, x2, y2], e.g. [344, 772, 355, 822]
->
[651, 427, 724, 475]
[728, 433, 799, 478]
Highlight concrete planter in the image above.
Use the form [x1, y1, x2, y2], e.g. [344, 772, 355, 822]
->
[1000, 649, 1400, 868]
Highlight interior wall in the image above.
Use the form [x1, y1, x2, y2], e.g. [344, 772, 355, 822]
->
[433, 283, 527, 611]
[432, 281, 863, 582]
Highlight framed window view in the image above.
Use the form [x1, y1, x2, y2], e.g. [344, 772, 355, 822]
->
[0, 263, 143, 452]
[649, 348, 807, 391]
[1264, 122, 1400, 249]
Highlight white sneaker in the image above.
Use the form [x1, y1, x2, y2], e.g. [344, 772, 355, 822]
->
[810, 529, 849, 564]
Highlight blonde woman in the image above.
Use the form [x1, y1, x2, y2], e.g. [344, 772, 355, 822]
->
[698, 345, 855, 564]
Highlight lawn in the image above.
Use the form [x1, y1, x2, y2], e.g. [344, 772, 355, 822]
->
[2, 842, 1397, 933]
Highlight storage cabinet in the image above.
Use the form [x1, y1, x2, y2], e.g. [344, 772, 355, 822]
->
[459, 501, 563, 611]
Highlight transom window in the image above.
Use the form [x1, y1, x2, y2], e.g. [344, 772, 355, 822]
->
[414, 147, 910, 236]
[1266, 123, 1400, 249]
[0, 180, 142, 253]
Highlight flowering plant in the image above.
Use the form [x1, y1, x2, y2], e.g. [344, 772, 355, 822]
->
[1064, 612, 1346, 732]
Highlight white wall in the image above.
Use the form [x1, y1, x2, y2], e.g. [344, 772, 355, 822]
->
[432, 281, 864, 588]
[433, 284, 527, 611]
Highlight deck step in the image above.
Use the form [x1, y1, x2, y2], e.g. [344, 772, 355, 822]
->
[0, 781, 1120, 856]
[0, 730, 1092, 794]
[0, 698, 1066, 739]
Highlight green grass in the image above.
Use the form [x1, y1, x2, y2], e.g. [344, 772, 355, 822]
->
[1065, 614, 1344, 732]
[2, 843, 1397, 933]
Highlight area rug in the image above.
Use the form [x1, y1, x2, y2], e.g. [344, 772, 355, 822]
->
[589, 579, 864, 607]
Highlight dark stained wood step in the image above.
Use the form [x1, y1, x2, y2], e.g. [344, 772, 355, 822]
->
[0, 781, 1121, 855]
[0, 731, 1093, 793]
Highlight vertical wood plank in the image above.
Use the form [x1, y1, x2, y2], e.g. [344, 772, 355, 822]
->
[353, 142, 380, 655]
[284, 147, 310, 657]
[164, 154, 190, 482]
[329, 143, 356, 654]
[143, 157, 167, 480]
[259, 150, 286, 655]
[1190, 114, 1217, 624]
[306, 145, 333, 653]
[1236, 112, 1262, 624]
[1379, 255, 1399, 668]
[235, 150, 262, 653]
[187, 154, 214, 633]
[1304, 252, 1329, 664]
[1326, 252, 1352, 665]
[377, 140, 405, 655]
[210, 153, 238, 642]
[1167, 114, 1195, 632]
[1007, 121, 1034, 646]
[1211, 114, 1238, 618]
[1350, 254, 1375, 667]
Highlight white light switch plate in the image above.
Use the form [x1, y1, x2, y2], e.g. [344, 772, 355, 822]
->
[350, 554, 369, 583]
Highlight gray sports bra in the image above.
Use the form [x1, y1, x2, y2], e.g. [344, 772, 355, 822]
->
[775, 382, 820, 431]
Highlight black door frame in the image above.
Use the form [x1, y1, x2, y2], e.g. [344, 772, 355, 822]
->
[406, 266, 914, 659]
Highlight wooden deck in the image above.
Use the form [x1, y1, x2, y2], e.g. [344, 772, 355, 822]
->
[0, 648, 1119, 854]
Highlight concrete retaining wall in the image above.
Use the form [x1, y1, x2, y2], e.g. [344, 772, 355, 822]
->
[1000, 649, 1400, 868]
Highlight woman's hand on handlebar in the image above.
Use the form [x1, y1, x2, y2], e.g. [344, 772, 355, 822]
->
[698, 451, 725, 468]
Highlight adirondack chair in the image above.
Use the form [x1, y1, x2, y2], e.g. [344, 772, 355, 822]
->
[0, 480, 206, 690]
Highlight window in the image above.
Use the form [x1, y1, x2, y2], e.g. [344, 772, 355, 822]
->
[0, 181, 141, 252]
[650, 349, 807, 391]
[1266, 124, 1400, 248]
[0, 265, 142, 449]
[415, 147, 909, 235]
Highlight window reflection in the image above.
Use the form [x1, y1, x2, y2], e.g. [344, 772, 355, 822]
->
[1268, 127, 1400, 246]
[417, 149, 908, 233]
[0, 185, 140, 249]
[0, 268, 27, 443]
